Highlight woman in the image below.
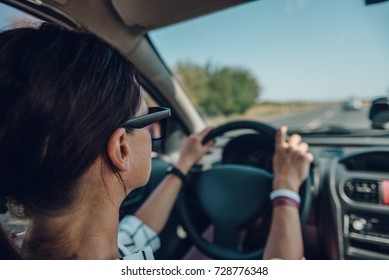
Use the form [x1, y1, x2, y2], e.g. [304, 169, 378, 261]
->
[0, 23, 312, 260]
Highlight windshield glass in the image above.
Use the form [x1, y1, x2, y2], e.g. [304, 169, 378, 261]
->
[0, 3, 42, 29]
[150, 0, 389, 132]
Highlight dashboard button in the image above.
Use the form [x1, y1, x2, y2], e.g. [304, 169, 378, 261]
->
[352, 218, 366, 231]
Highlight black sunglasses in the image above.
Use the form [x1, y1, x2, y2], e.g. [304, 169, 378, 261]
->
[122, 107, 171, 140]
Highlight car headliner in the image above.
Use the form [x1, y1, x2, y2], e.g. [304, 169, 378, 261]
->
[112, 0, 254, 32]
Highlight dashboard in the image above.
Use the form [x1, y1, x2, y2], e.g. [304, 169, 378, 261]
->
[202, 132, 389, 260]
[327, 147, 389, 259]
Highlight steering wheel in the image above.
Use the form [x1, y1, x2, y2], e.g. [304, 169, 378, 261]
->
[177, 120, 312, 260]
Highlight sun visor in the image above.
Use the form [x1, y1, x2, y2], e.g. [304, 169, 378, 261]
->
[111, 0, 256, 32]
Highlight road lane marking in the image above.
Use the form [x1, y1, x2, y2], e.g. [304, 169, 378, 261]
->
[306, 119, 321, 128]
[325, 110, 335, 118]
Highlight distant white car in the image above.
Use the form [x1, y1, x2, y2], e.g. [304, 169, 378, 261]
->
[343, 99, 363, 110]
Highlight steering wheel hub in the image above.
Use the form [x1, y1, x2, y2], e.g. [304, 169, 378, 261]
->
[197, 165, 272, 226]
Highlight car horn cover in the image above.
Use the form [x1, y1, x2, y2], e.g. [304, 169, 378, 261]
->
[197, 164, 272, 226]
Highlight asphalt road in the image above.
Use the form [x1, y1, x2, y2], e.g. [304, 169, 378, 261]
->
[264, 104, 371, 130]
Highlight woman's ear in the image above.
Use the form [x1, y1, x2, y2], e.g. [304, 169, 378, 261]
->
[106, 128, 131, 171]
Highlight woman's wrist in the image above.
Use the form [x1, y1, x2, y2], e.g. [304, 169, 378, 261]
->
[272, 197, 300, 209]
[272, 203, 300, 215]
[270, 189, 301, 203]
[272, 177, 299, 192]
[270, 189, 301, 210]
[175, 159, 193, 174]
[166, 164, 188, 184]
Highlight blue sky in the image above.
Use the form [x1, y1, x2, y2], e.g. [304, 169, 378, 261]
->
[150, 0, 389, 102]
[0, 3, 14, 27]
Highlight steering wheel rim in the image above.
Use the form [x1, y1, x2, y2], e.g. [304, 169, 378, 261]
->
[177, 120, 312, 260]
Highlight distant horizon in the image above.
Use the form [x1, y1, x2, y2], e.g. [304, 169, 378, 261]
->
[260, 93, 389, 103]
[259, 97, 382, 103]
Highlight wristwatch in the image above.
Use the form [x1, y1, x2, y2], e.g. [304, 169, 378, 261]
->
[166, 164, 187, 184]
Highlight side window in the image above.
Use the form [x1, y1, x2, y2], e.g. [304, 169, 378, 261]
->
[0, 3, 42, 30]
[141, 88, 188, 160]
[141, 87, 158, 107]
[141, 87, 166, 154]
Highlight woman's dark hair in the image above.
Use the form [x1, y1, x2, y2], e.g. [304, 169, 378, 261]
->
[0, 23, 141, 259]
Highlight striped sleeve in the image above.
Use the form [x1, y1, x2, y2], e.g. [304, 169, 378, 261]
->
[118, 246, 155, 260]
[118, 215, 161, 256]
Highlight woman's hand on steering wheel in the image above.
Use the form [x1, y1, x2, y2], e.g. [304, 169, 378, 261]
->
[176, 127, 215, 173]
[272, 126, 314, 193]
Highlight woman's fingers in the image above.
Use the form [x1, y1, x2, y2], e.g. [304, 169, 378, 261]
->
[275, 125, 313, 165]
[298, 142, 309, 153]
[198, 127, 213, 139]
[304, 152, 314, 163]
[288, 134, 302, 148]
[275, 126, 288, 150]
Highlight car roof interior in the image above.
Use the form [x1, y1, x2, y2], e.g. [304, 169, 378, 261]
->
[111, 0, 252, 32]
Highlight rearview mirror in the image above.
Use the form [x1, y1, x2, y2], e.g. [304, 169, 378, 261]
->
[365, 0, 389, 4]
[369, 97, 389, 129]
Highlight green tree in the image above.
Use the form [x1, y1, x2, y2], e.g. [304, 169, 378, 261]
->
[174, 61, 261, 117]
[175, 61, 207, 107]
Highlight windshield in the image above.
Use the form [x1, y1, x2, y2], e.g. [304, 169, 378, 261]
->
[150, 0, 389, 132]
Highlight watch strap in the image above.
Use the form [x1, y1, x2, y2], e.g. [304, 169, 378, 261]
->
[166, 164, 187, 184]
